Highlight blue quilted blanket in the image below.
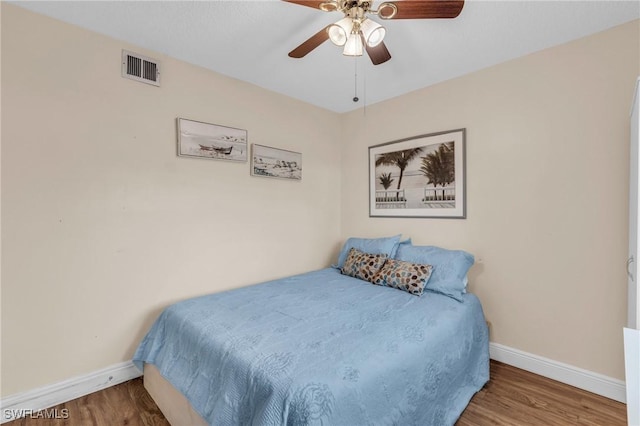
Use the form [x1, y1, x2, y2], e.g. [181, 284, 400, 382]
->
[134, 268, 489, 425]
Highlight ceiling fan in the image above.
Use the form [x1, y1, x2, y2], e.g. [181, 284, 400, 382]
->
[284, 0, 465, 65]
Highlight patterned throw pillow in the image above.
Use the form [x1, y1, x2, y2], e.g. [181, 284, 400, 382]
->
[340, 248, 389, 282]
[370, 258, 433, 296]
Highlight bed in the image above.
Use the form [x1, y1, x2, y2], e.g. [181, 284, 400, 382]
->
[134, 265, 489, 425]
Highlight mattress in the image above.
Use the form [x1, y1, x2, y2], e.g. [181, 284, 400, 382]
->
[134, 267, 489, 425]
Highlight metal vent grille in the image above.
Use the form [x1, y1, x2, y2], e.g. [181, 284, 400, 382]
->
[122, 50, 160, 86]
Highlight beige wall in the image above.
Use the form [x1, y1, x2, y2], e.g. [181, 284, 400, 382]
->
[1, 4, 341, 396]
[341, 20, 640, 380]
[2, 2, 639, 399]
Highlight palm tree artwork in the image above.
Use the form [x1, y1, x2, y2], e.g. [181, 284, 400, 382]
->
[377, 172, 395, 203]
[375, 148, 424, 200]
[378, 172, 394, 190]
[370, 129, 464, 217]
[420, 142, 455, 201]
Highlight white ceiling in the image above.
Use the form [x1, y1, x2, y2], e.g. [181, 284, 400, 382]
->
[13, 0, 640, 113]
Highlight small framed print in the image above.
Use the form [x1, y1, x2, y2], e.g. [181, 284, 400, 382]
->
[251, 144, 302, 181]
[177, 118, 247, 162]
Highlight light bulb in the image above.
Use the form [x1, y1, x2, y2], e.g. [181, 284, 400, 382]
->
[360, 18, 385, 47]
[343, 33, 363, 56]
[327, 17, 353, 47]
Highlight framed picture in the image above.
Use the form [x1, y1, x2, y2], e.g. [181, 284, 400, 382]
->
[369, 128, 466, 218]
[177, 118, 247, 162]
[251, 144, 302, 181]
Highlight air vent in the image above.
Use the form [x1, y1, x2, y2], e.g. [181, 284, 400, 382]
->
[121, 50, 160, 86]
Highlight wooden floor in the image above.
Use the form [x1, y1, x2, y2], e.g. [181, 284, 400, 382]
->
[6, 361, 626, 426]
[458, 361, 626, 426]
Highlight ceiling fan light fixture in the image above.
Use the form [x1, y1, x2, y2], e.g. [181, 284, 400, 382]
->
[360, 18, 385, 47]
[343, 32, 363, 56]
[327, 17, 353, 46]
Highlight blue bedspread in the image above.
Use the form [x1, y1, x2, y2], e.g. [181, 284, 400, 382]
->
[134, 268, 489, 425]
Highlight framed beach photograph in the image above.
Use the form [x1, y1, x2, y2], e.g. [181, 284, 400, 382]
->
[369, 128, 466, 218]
[177, 118, 247, 162]
[251, 144, 302, 181]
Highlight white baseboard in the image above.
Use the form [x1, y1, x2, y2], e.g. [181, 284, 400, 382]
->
[490, 342, 627, 403]
[0, 361, 142, 424]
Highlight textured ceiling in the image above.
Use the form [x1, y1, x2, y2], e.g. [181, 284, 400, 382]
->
[13, 1, 640, 113]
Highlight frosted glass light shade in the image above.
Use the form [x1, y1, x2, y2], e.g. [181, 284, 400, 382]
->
[328, 17, 353, 46]
[360, 18, 385, 47]
[343, 33, 363, 56]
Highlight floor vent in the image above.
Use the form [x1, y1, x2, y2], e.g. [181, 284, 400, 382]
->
[121, 50, 160, 87]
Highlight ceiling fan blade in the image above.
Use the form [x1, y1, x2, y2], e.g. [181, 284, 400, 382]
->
[288, 26, 330, 58]
[281, 0, 327, 10]
[380, 0, 464, 19]
[364, 39, 392, 65]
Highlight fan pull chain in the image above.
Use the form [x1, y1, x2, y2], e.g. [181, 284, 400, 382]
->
[353, 56, 359, 103]
[363, 56, 367, 114]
